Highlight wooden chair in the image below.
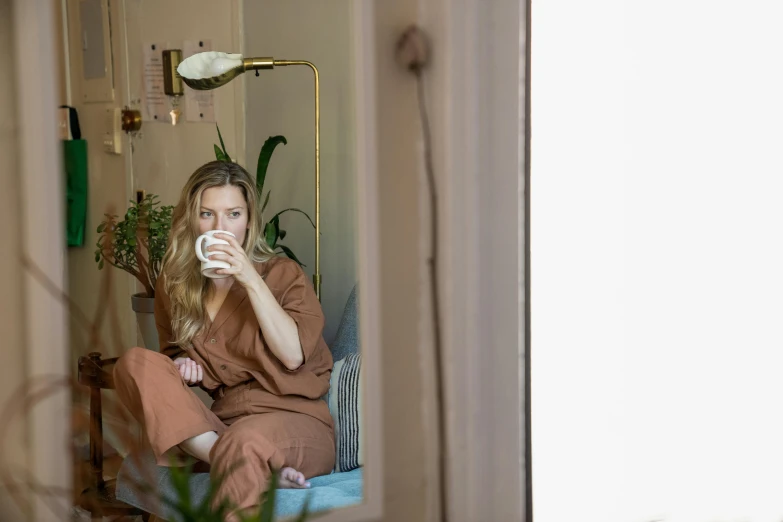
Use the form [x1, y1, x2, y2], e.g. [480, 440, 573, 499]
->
[77, 351, 153, 521]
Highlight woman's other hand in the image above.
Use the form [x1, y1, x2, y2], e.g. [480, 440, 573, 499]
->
[173, 357, 203, 384]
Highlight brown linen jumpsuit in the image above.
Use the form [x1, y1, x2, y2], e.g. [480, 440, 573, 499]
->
[113, 256, 336, 514]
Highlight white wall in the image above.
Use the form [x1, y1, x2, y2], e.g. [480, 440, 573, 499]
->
[243, 0, 357, 343]
[533, 1, 783, 521]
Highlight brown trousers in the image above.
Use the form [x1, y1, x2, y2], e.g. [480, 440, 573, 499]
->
[113, 347, 335, 514]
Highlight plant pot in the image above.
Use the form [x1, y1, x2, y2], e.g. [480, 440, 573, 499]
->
[131, 293, 159, 350]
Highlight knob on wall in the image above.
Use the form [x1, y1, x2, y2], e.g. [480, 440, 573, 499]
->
[121, 108, 142, 133]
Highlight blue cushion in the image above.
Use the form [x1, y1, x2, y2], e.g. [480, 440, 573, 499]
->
[276, 467, 363, 516]
[116, 449, 363, 520]
[328, 285, 359, 361]
[327, 353, 363, 472]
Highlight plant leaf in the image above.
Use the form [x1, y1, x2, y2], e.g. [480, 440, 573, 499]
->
[278, 229, 287, 241]
[166, 457, 194, 518]
[216, 124, 231, 161]
[261, 190, 271, 214]
[256, 135, 287, 196]
[92, 193, 172, 299]
[264, 219, 279, 249]
[271, 208, 316, 229]
[278, 244, 306, 267]
[259, 471, 279, 522]
[214, 144, 230, 162]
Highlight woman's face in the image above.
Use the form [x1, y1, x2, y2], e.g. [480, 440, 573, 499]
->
[197, 185, 249, 244]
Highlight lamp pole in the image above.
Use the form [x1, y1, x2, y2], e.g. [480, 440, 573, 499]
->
[278, 61, 320, 299]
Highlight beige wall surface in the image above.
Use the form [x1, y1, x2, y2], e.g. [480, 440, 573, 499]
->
[122, 0, 245, 209]
[243, 0, 358, 343]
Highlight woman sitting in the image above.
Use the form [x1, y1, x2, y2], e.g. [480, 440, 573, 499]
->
[114, 160, 335, 519]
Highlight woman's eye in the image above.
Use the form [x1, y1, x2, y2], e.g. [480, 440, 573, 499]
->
[200, 212, 212, 218]
[230, 212, 241, 218]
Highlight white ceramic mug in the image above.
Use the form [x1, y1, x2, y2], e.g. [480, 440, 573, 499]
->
[195, 230, 236, 279]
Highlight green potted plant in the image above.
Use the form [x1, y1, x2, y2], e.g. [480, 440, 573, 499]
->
[94, 194, 173, 349]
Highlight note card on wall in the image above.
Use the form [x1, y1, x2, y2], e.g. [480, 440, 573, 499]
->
[142, 42, 170, 123]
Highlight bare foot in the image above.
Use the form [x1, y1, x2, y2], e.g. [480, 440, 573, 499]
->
[278, 467, 311, 489]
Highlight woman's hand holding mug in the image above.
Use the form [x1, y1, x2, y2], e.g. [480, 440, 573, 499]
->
[195, 230, 236, 278]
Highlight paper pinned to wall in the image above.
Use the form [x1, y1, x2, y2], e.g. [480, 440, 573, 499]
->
[142, 42, 170, 123]
[184, 39, 216, 123]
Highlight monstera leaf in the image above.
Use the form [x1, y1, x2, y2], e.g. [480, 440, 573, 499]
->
[256, 135, 287, 196]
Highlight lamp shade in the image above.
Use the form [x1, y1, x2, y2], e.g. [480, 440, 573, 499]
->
[177, 52, 244, 90]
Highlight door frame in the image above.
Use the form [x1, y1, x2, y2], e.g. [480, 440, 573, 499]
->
[12, 0, 71, 520]
[425, 0, 530, 520]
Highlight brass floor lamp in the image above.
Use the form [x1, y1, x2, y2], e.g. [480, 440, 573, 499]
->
[178, 52, 322, 299]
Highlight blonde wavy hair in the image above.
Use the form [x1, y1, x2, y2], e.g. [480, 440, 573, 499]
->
[162, 160, 276, 346]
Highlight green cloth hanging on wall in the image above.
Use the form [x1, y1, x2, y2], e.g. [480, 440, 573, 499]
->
[63, 139, 88, 247]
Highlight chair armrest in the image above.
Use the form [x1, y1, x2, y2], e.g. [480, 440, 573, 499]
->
[78, 352, 119, 389]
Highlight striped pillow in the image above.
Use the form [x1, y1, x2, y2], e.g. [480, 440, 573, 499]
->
[328, 353, 363, 472]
